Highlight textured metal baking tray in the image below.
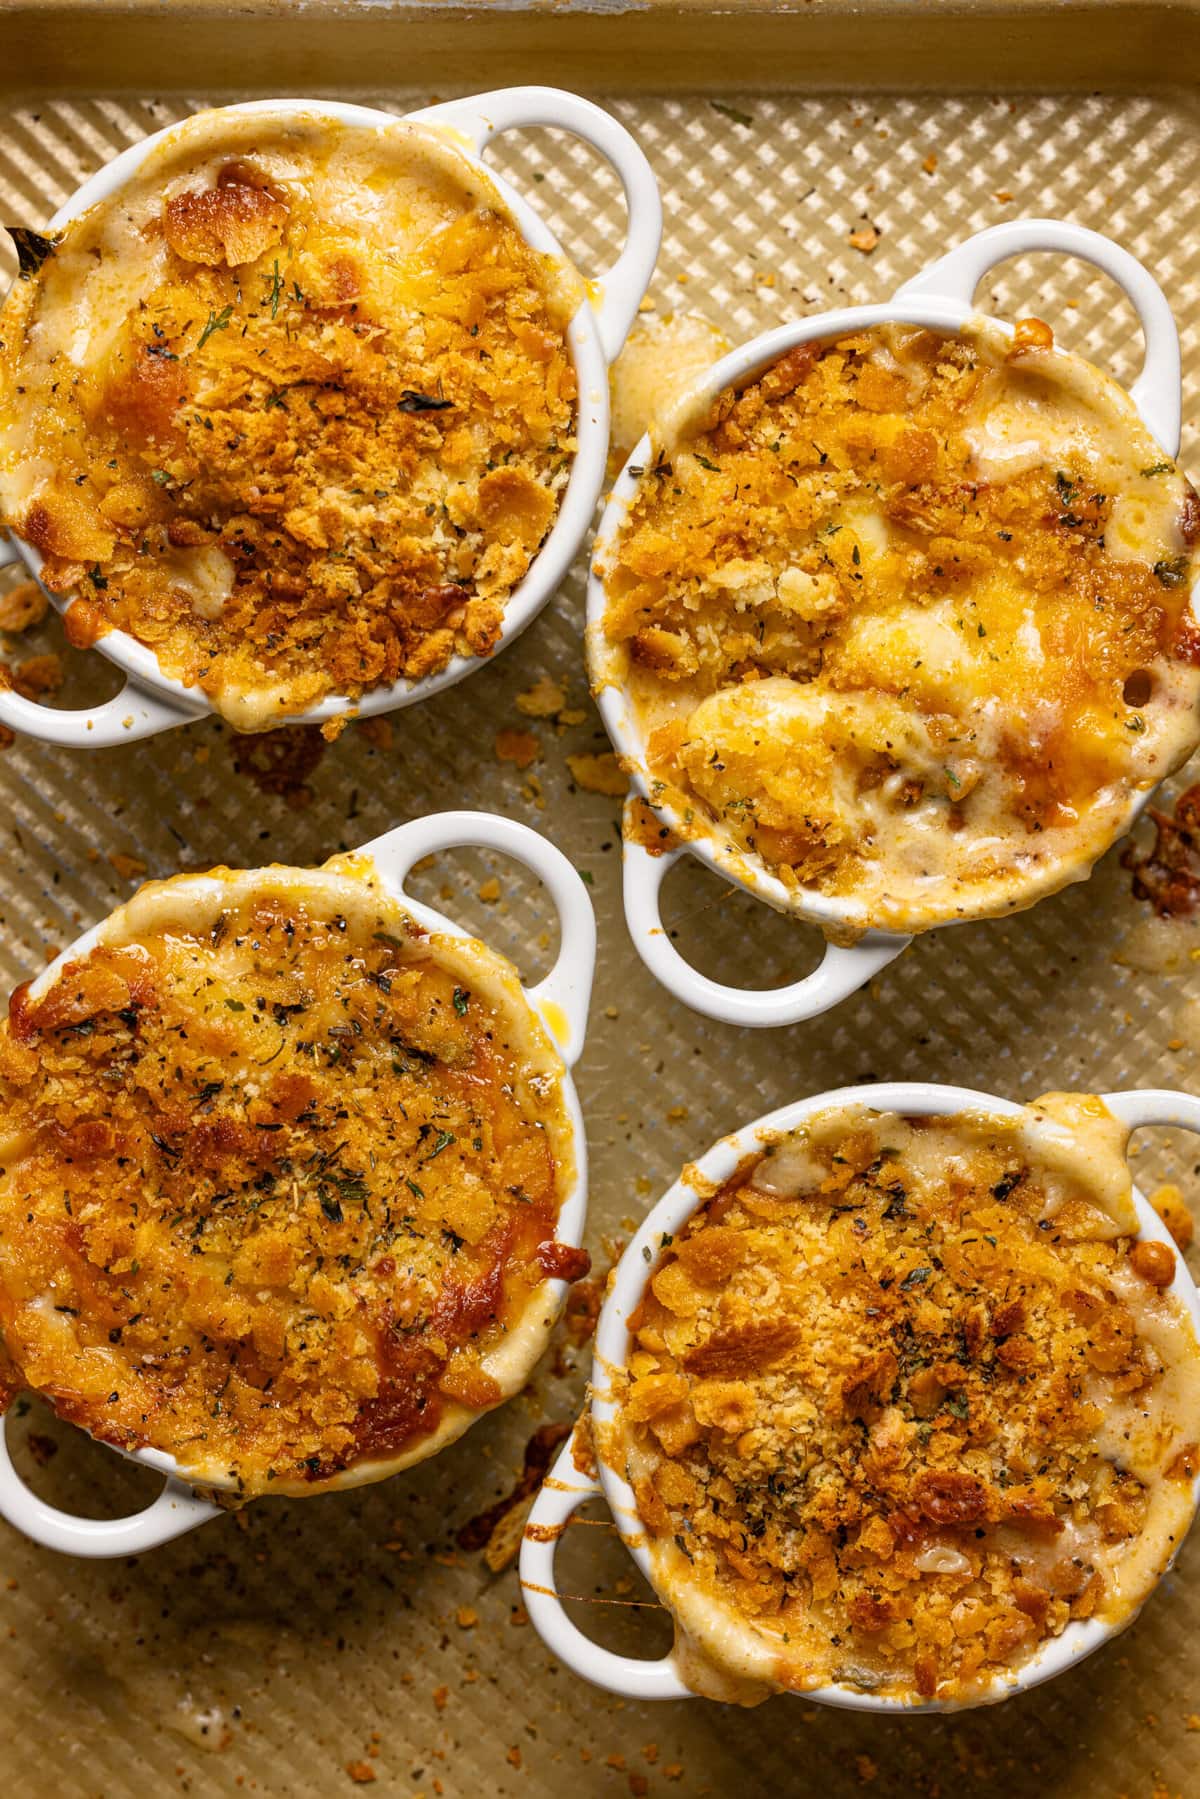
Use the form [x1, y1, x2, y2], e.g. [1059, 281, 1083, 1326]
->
[1, 4, 1199, 1796]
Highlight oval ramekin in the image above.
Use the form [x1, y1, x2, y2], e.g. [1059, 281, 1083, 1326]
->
[0, 809, 596, 1556]
[521, 1080, 1200, 1710]
[587, 219, 1199, 1028]
[0, 88, 662, 746]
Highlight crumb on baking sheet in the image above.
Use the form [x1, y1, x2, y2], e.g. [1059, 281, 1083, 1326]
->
[358, 716, 393, 751]
[515, 674, 567, 718]
[107, 850, 148, 880]
[10, 652, 62, 698]
[566, 751, 627, 796]
[0, 578, 47, 634]
[848, 223, 880, 253]
[495, 728, 540, 769]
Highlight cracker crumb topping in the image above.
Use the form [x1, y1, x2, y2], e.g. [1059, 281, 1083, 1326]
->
[610, 1102, 1200, 1703]
[0, 872, 581, 1494]
[0, 118, 578, 730]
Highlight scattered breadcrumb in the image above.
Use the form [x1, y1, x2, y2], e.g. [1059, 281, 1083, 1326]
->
[922, 153, 938, 174]
[345, 1764, 376, 1785]
[1186, 1712, 1200, 1730]
[432, 1686, 448, 1712]
[478, 877, 501, 904]
[12, 653, 63, 699]
[638, 297, 657, 313]
[495, 728, 541, 769]
[0, 579, 47, 634]
[358, 716, 394, 750]
[455, 1605, 479, 1629]
[849, 223, 880, 253]
[515, 674, 566, 718]
[506, 1747, 522, 1770]
[994, 188, 1014, 202]
[523, 769, 546, 811]
[566, 751, 627, 796]
[107, 850, 148, 881]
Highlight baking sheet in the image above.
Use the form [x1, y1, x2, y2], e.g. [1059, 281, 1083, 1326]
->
[2, 25, 1200, 1798]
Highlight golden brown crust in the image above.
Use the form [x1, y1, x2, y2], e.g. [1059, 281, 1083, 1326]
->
[601, 323, 1200, 930]
[612, 1105, 1200, 1702]
[0, 877, 580, 1495]
[0, 119, 577, 730]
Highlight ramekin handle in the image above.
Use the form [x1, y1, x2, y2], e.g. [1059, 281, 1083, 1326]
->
[0, 1411, 221, 1557]
[360, 810, 596, 1066]
[895, 219, 1181, 456]
[520, 1442, 691, 1700]
[408, 86, 662, 363]
[622, 823, 909, 1029]
[0, 671, 197, 748]
[1102, 1089, 1200, 1136]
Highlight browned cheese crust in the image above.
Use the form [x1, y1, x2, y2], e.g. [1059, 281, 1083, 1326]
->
[0, 122, 577, 728]
[602, 326, 1200, 928]
[615, 1108, 1199, 1702]
[0, 883, 581, 1494]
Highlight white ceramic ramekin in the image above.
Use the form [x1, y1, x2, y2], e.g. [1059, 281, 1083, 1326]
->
[0, 810, 596, 1556]
[0, 88, 661, 746]
[521, 1081, 1200, 1710]
[587, 219, 1196, 1028]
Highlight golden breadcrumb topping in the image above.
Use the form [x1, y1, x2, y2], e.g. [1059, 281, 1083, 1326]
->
[599, 324, 1200, 931]
[0, 116, 577, 730]
[610, 1102, 1200, 1704]
[0, 874, 583, 1496]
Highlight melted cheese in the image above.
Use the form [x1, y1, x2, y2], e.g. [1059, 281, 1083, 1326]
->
[596, 322, 1200, 933]
[0, 110, 581, 731]
[0, 860, 581, 1497]
[604, 1095, 1200, 1706]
